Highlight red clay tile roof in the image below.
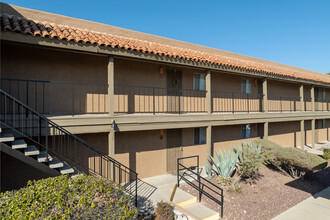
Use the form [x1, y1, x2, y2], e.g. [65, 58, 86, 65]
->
[1, 13, 329, 84]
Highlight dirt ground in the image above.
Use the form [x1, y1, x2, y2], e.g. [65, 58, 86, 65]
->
[180, 162, 330, 220]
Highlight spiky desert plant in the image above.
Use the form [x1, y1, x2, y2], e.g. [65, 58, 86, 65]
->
[208, 149, 238, 178]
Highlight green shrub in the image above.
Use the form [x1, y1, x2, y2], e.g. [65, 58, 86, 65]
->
[208, 149, 238, 178]
[235, 184, 243, 193]
[154, 201, 174, 220]
[0, 174, 137, 219]
[217, 175, 232, 186]
[255, 139, 328, 178]
[234, 142, 264, 179]
[323, 148, 330, 160]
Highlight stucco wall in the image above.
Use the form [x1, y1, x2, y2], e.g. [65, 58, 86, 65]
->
[268, 121, 300, 147]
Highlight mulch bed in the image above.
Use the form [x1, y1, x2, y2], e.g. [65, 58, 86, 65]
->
[180, 162, 330, 220]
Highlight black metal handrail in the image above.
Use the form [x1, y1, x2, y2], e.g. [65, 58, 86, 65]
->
[0, 78, 108, 116]
[268, 94, 301, 112]
[177, 156, 223, 218]
[115, 85, 207, 114]
[212, 91, 262, 113]
[315, 97, 330, 111]
[0, 89, 138, 206]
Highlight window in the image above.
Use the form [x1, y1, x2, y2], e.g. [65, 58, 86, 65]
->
[194, 127, 206, 145]
[322, 119, 326, 129]
[241, 79, 251, 94]
[322, 89, 326, 99]
[242, 124, 251, 139]
[193, 73, 206, 91]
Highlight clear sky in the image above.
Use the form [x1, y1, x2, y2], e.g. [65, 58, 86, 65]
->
[3, 0, 330, 74]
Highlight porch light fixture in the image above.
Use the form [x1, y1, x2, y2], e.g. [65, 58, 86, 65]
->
[111, 120, 117, 129]
[159, 67, 164, 74]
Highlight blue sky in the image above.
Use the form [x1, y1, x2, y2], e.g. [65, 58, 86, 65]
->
[3, 0, 330, 74]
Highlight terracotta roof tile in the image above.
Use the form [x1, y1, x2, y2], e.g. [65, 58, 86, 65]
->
[1, 13, 329, 84]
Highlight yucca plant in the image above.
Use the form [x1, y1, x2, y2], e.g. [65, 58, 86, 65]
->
[234, 142, 263, 178]
[208, 149, 238, 178]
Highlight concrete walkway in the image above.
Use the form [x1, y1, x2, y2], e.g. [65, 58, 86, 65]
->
[299, 140, 330, 155]
[272, 186, 330, 220]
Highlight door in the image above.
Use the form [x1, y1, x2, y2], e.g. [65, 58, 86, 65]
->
[166, 129, 183, 173]
[166, 69, 182, 113]
[257, 80, 263, 112]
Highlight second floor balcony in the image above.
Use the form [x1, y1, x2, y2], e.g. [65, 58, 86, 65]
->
[1, 78, 329, 117]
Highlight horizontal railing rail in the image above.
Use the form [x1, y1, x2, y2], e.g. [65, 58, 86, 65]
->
[0, 78, 108, 116]
[177, 156, 223, 218]
[115, 85, 207, 114]
[268, 94, 301, 112]
[212, 91, 262, 113]
[0, 89, 138, 206]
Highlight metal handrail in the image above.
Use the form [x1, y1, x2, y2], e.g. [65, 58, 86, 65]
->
[177, 156, 223, 218]
[0, 89, 138, 206]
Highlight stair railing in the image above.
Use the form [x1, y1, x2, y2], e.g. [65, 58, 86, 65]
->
[0, 89, 138, 206]
[177, 156, 224, 218]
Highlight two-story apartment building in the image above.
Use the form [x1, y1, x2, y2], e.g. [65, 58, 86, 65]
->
[1, 3, 329, 183]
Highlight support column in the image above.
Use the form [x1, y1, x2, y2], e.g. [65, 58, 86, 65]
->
[300, 84, 304, 111]
[263, 79, 268, 113]
[264, 122, 269, 140]
[206, 125, 212, 158]
[312, 119, 315, 149]
[108, 57, 115, 117]
[311, 86, 315, 112]
[300, 120, 305, 149]
[109, 128, 115, 179]
[206, 70, 212, 115]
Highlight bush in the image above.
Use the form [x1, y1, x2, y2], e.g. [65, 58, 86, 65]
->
[217, 175, 232, 186]
[234, 142, 264, 179]
[235, 184, 243, 193]
[0, 174, 137, 219]
[323, 148, 330, 160]
[154, 201, 175, 220]
[255, 139, 328, 178]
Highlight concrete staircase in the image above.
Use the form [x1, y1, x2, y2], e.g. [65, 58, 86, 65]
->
[140, 174, 220, 220]
[0, 129, 77, 176]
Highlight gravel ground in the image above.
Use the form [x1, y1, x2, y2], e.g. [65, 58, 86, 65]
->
[180, 162, 330, 220]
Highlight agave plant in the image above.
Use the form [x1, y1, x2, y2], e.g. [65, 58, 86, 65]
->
[208, 149, 238, 178]
[204, 163, 213, 179]
[234, 141, 262, 163]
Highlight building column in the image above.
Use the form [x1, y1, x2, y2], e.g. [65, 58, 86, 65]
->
[311, 86, 315, 112]
[300, 120, 305, 149]
[263, 79, 268, 113]
[108, 57, 115, 117]
[264, 122, 269, 140]
[300, 84, 304, 111]
[312, 119, 315, 149]
[108, 128, 115, 179]
[206, 125, 212, 158]
[206, 70, 212, 115]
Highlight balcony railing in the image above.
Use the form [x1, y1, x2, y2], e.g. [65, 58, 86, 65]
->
[212, 91, 262, 113]
[0, 78, 108, 116]
[114, 85, 207, 114]
[315, 98, 330, 111]
[268, 95, 301, 112]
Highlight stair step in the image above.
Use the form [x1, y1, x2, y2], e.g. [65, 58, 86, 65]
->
[173, 189, 197, 207]
[11, 139, 27, 149]
[0, 133, 14, 143]
[59, 162, 75, 174]
[48, 157, 64, 169]
[183, 203, 220, 220]
[37, 151, 53, 162]
[24, 145, 40, 156]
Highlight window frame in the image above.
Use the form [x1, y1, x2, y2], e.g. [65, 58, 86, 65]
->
[241, 79, 251, 94]
[193, 73, 206, 91]
[194, 127, 206, 145]
[242, 124, 251, 139]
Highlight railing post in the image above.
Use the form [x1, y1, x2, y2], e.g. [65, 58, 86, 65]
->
[198, 172, 201, 202]
[72, 84, 75, 116]
[247, 94, 250, 113]
[206, 70, 212, 114]
[232, 92, 234, 113]
[153, 87, 155, 115]
[135, 174, 138, 207]
[26, 81, 29, 117]
[280, 96, 282, 112]
[263, 78, 268, 113]
[177, 158, 180, 187]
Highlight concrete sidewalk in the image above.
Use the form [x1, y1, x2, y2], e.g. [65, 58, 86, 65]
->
[272, 186, 330, 220]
